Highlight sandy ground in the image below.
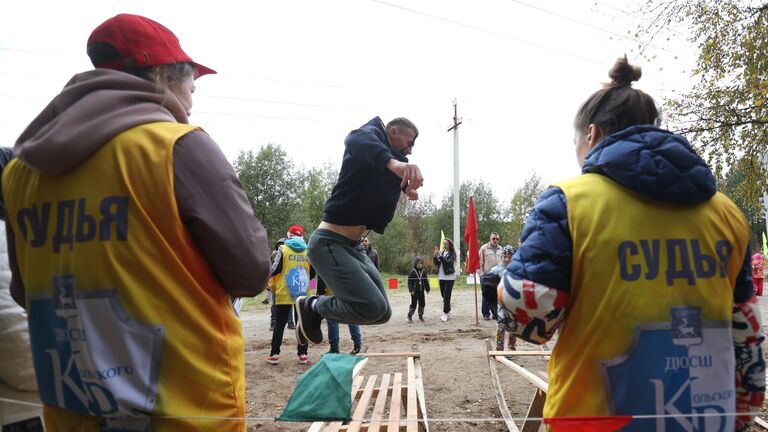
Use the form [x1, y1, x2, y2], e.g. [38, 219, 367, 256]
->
[241, 285, 549, 432]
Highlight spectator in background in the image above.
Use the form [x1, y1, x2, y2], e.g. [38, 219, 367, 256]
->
[317, 277, 363, 355]
[268, 237, 294, 331]
[267, 225, 314, 365]
[362, 235, 380, 270]
[434, 237, 457, 322]
[753, 251, 765, 296]
[407, 255, 430, 322]
[492, 246, 516, 351]
[479, 232, 501, 320]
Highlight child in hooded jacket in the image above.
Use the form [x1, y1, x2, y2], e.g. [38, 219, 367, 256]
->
[754, 252, 765, 296]
[407, 256, 430, 321]
[491, 246, 516, 350]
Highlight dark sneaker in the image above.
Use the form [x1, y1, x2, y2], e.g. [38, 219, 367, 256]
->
[483, 316, 491, 321]
[295, 296, 324, 344]
[349, 347, 361, 355]
[418, 316, 424, 322]
[287, 322, 295, 330]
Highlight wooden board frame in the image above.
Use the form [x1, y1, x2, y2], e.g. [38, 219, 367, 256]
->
[485, 339, 550, 432]
[308, 352, 429, 432]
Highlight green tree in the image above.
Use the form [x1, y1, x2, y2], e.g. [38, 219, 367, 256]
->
[721, 159, 767, 248]
[505, 171, 546, 245]
[437, 180, 504, 263]
[371, 206, 411, 274]
[401, 196, 438, 270]
[233, 144, 302, 244]
[294, 163, 338, 238]
[637, 0, 768, 209]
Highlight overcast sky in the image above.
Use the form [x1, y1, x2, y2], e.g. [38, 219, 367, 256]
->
[0, 0, 695, 204]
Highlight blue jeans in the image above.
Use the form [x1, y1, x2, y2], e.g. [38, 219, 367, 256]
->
[327, 320, 362, 352]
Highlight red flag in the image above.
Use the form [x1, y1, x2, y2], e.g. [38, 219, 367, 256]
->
[465, 196, 480, 274]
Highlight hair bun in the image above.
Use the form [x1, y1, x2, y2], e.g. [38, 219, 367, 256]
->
[608, 55, 642, 87]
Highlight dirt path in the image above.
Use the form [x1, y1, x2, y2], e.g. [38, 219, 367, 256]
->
[241, 286, 548, 431]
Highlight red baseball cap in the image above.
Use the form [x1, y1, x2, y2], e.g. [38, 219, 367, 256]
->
[87, 14, 215, 79]
[288, 225, 304, 237]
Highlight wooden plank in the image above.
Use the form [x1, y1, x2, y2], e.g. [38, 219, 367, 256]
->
[323, 421, 344, 432]
[406, 357, 418, 432]
[307, 352, 430, 432]
[521, 388, 546, 432]
[351, 374, 366, 398]
[307, 423, 325, 432]
[488, 350, 552, 357]
[347, 375, 379, 432]
[387, 373, 403, 432]
[484, 339, 520, 432]
[495, 356, 549, 393]
[359, 352, 420, 358]
[412, 358, 430, 432]
[368, 374, 392, 432]
[755, 417, 768, 429]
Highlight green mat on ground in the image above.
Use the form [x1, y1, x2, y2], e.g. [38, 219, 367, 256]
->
[276, 353, 365, 422]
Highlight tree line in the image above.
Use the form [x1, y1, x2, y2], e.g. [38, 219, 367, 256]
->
[234, 143, 767, 275]
[233, 143, 545, 274]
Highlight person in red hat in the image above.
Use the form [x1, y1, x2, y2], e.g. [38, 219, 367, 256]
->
[2, 13, 271, 431]
[266, 225, 315, 365]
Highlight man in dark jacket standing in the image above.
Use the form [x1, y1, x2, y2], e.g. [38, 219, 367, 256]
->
[296, 117, 423, 344]
[361, 235, 380, 270]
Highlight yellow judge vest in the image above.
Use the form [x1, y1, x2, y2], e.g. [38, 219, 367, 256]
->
[2, 122, 245, 431]
[273, 243, 310, 305]
[546, 173, 748, 432]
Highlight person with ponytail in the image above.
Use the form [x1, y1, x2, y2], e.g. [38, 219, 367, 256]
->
[497, 56, 764, 431]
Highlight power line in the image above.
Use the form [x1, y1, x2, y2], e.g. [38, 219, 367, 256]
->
[369, 0, 606, 66]
[0, 47, 81, 59]
[370, 0, 691, 87]
[370, 0, 690, 62]
[194, 111, 353, 123]
[0, 49, 371, 92]
[506, 0, 692, 60]
[197, 94, 371, 112]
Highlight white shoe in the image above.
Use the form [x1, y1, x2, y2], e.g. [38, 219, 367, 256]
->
[440, 314, 447, 322]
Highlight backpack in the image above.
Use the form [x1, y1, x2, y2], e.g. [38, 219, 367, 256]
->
[479, 272, 501, 293]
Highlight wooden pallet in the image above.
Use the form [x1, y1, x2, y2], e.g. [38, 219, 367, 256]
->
[485, 339, 550, 432]
[308, 352, 429, 432]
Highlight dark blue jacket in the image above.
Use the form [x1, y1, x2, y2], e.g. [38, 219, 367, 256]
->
[509, 125, 753, 302]
[323, 117, 408, 234]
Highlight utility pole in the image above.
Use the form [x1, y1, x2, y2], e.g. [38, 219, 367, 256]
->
[447, 100, 463, 270]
